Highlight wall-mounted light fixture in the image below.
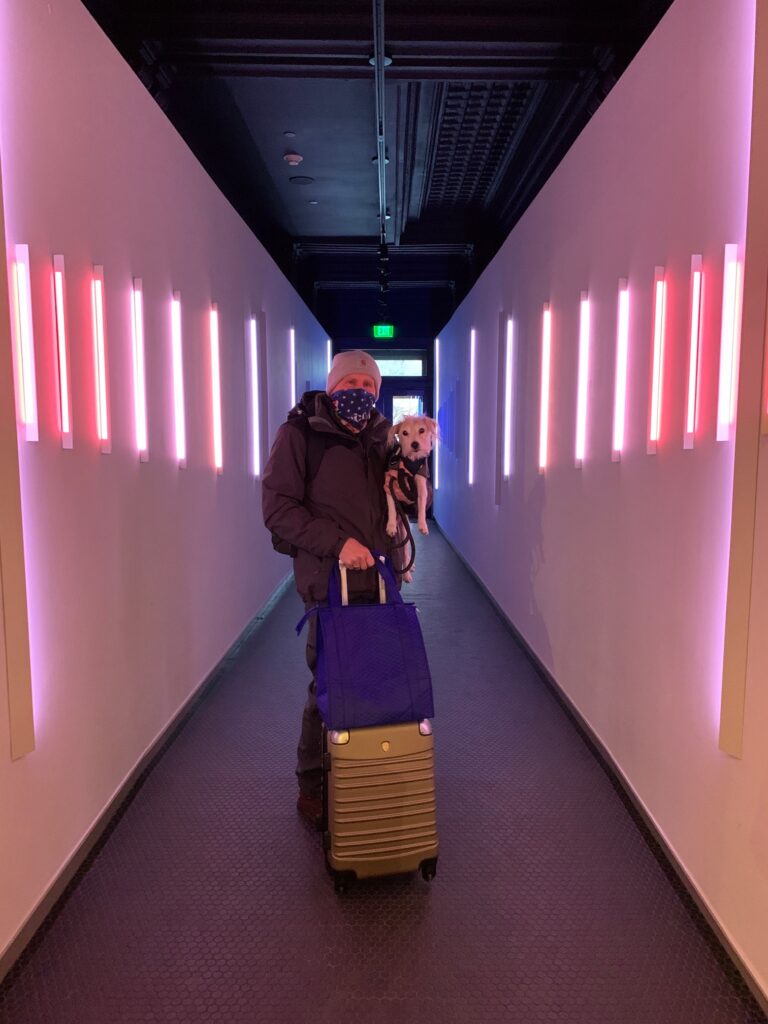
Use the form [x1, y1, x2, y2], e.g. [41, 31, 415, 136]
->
[131, 278, 148, 461]
[503, 318, 515, 478]
[434, 336, 440, 491]
[91, 266, 110, 453]
[717, 243, 742, 442]
[171, 292, 186, 467]
[249, 317, 261, 477]
[210, 304, 223, 473]
[647, 267, 667, 455]
[326, 338, 332, 376]
[612, 280, 630, 461]
[539, 304, 552, 473]
[52, 255, 72, 449]
[11, 244, 38, 442]
[575, 293, 591, 468]
[290, 327, 297, 408]
[468, 328, 476, 485]
[684, 255, 704, 449]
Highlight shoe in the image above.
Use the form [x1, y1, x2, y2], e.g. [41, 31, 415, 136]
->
[296, 791, 324, 830]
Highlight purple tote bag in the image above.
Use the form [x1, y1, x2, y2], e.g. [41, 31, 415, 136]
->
[296, 553, 434, 730]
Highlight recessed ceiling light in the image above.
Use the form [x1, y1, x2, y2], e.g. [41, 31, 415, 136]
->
[371, 154, 390, 165]
[308, 200, 319, 205]
[289, 176, 314, 185]
[283, 130, 296, 137]
[368, 53, 393, 67]
[284, 152, 303, 166]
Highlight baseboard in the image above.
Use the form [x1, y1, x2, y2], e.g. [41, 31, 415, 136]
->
[0, 573, 293, 986]
[433, 520, 768, 1017]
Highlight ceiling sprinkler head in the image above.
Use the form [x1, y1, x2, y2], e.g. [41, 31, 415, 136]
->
[283, 152, 303, 167]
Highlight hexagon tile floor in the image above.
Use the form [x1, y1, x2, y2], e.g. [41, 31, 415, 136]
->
[1, 530, 766, 1024]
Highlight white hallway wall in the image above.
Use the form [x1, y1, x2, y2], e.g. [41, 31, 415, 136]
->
[0, 0, 324, 959]
[434, 0, 768, 998]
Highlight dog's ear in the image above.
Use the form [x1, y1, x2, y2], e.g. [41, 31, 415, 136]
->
[425, 417, 440, 441]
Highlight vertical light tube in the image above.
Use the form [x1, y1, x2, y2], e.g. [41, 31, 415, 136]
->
[717, 244, 742, 442]
[91, 266, 110, 453]
[468, 328, 476, 485]
[249, 316, 261, 477]
[539, 304, 552, 473]
[434, 336, 440, 491]
[131, 278, 148, 461]
[290, 327, 297, 407]
[171, 292, 186, 467]
[503, 318, 514, 477]
[326, 338, 332, 376]
[575, 293, 590, 467]
[210, 304, 223, 473]
[612, 280, 630, 461]
[647, 267, 667, 454]
[52, 255, 73, 449]
[684, 255, 704, 449]
[11, 245, 38, 442]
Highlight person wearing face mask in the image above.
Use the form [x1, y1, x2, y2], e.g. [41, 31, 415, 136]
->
[262, 349, 401, 827]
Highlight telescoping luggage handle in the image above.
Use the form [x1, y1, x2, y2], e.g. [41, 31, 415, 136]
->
[295, 551, 401, 636]
[328, 551, 401, 608]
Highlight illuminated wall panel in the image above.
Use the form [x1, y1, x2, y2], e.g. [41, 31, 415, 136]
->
[717, 243, 743, 442]
[539, 304, 552, 473]
[468, 328, 476, 485]
[248, 316, 261, 477]
[210, 304, 223, 473]
[131, 278, 148, 461]
[612, 280, 630, 461]
[684, 255, 704, 450]
[52, 255, 73, 449]
[90, 266, 111, 453]
[575, 293, 591, 467]
[503, 318, 515, 477]
[170, 292, 186, 467]
[647, 267, 667, 455]
[11, 244, 38, 442]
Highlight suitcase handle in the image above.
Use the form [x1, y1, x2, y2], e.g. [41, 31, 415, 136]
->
[338, 560, 387, 607]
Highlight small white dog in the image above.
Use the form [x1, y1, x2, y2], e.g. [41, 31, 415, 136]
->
[384, 415, 438, 580]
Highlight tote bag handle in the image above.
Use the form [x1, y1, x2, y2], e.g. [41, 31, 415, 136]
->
[327, 551, 402, 608]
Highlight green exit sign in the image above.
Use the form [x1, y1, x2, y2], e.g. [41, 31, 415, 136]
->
[373, 324, 395, 339]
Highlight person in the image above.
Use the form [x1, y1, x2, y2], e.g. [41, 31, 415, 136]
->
[261, 349, 401, 827]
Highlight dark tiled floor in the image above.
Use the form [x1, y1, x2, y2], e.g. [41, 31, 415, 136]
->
[1, 530, 765, 1023]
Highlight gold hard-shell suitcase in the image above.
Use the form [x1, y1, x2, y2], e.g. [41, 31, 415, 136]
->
[324, 721, 438, 892]
[322, 564, 438, 893]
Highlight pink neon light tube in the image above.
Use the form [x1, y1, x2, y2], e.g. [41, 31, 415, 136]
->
[575, 294, 590, 467]
[249, 317, 261, 477]
[612, 281, 629, 460]
[503, 319, 514, 478]
[539, 304, 552, 473]
[290, 328, 297, 408]
[684, 257, 703, 449]
[53, 256, 73, 448]
[210, 305, 223, 472]
[648, 269, 666, 454]
[12, 245, 38, 442]
[131, 279, 148, 460]
[468, 328, 476, 485]
[434, 337, 440, 491]
[91, 267, 110, 453]
[717, 244, 742, 442]
[171, 293, 186, 466]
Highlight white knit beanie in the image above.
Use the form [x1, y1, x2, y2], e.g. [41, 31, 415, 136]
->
[326, 349, 382, 398]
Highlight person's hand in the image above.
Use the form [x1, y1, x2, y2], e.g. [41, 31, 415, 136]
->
[339, 538, 374, 570]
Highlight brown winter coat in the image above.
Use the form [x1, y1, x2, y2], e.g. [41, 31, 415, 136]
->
[262, 390, 399, 604]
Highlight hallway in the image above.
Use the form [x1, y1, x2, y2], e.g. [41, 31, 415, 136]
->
[0, 532, 763, 1024]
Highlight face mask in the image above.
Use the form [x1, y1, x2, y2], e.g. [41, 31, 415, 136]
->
[330, 388, 376, 427]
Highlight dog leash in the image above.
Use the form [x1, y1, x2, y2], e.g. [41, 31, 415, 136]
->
[386, 475, 417, 574]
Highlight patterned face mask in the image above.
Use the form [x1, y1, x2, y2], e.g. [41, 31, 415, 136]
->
[330, 388, 377, 427]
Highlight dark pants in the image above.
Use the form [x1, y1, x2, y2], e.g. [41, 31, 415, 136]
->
[296, 592, 377, 797]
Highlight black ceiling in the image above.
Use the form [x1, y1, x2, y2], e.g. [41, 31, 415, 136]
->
[82, 0, 674, 342]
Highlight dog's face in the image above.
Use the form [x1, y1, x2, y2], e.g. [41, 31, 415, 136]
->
[388, 415, 438, 460]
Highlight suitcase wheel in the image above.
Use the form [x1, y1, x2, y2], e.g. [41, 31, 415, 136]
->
[420, 858, 438, 882]
[331, 869, 356, 895]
